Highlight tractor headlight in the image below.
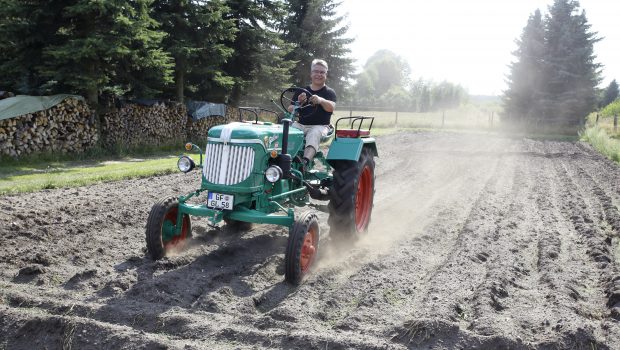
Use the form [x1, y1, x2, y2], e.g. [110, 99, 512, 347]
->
[177, 156, 195, 173]
[265, 165, 283, 183]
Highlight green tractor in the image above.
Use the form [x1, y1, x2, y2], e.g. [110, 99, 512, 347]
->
[145, 87, 378, 284]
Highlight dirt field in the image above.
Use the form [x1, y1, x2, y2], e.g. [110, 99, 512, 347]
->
[1, 131, 619, 349]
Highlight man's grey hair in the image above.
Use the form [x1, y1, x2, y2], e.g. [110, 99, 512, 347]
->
[311, 59, 328, 71]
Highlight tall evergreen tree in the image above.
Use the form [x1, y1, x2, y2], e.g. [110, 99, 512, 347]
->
[0, 0, 64, 94]
[600, 79, 619, 108]
[541, 0, 600, 128]
[504, 0, 600, 131]
[282, 0, 354, 99]
[503, 9, 545, 126]
[38, 0, 173, 104]
[220, 0, 293, 106]
[0, 0, 174, 103]
[153, 0, 235, 102]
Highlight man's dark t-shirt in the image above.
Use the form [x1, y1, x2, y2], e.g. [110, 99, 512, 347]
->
[291, 85, 337, 125]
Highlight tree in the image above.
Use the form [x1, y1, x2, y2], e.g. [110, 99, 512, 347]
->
[42, 0, 174, 104]
[0, 0, 63, 94]
[282, 0, 354, 99]
[430, 81, 466, 110]
[503, 0, 601, 131]
[541, 0, 601, 128]
[600, 79, 619, 108]
[503, 9, 545, 126]
[152, 0, 236, 103]
[353, 50, 411, 106]
[219, 0, 294, 106]
[353, 71, 377, 106]
[382, 86, 410, 110]
[0, 0, 175, 104]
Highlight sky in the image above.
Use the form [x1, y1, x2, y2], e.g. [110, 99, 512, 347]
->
[337, 0, 620, 96]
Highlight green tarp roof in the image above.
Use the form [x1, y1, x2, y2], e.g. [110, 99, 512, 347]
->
[0, 94, 84, 121]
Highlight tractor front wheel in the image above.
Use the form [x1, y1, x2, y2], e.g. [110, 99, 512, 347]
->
[328, 147, 375, 240]
[146, 196, 192, 260]
[285, 211, 320, 285]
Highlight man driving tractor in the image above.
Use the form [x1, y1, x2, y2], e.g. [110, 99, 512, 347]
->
[287, 59, 337, 168]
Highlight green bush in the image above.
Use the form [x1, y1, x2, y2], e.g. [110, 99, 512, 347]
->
[580, 124, 620, 162]
[600, 99, 620, 117]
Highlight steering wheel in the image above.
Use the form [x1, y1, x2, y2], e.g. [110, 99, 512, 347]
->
[280, 87, 318, 119]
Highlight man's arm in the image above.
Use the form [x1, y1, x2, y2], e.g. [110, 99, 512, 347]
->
[309, 95, 335, 112]
[288, 92, 304, 113]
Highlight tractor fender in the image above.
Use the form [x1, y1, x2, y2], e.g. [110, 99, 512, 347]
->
[326, 137, 378, 162]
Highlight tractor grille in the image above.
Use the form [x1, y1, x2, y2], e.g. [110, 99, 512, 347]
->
[203, 143, 255, 185]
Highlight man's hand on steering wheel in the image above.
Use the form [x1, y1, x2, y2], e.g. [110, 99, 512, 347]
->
[280, 87, 318, 118]
[298, 93, 325, 109]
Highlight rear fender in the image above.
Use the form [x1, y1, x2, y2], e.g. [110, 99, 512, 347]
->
[326, 137, 378, 163]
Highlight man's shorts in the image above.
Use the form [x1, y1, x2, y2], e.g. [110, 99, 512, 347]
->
[291, 122, 329, 150]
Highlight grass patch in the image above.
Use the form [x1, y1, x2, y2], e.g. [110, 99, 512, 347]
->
[0, 139, 204, 195]
[0, 155, 181, 195]
[340, 104, 499, 131]
[580, 124, 620, 163]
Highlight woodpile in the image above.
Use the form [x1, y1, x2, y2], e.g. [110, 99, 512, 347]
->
[186, 115, 228, 141]
[0, 97, 236, 158]
[0, 98, 97, 157]
[101, 102, 189, 148]
[186, 106, 236, 141]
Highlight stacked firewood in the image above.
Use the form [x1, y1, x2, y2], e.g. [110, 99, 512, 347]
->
[100, 102, 189, 148]
[0, 98, 97, 157]
[0, 98, 235, 157]
[186, 106, 235, 141]
[186, 115, 228, 141]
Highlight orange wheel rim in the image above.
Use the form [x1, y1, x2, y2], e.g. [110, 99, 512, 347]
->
[355, 165, 372, 231]
[300, 226, 317, 272]
[163, 207, 188, 251]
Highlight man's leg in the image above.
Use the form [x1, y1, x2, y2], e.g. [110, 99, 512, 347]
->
[303, 125, 327, 164]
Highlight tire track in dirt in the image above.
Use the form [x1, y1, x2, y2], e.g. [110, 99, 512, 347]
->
[558, 155, 620, 323]
[390, 150, 535, 348]
[261, 134, 517, 348]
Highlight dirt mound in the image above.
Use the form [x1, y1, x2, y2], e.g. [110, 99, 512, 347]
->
[1, 131, 619, 349]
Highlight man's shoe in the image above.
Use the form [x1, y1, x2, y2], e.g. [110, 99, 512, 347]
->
[302, 157, 311, 172]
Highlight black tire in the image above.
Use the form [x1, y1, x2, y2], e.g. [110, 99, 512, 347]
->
[145, 196, 192, 260]
[223, 218, 253, 231]
[328, 147, 375, 240]
[285, 211, 320, 285]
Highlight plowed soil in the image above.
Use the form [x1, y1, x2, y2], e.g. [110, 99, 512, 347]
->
[1, 131, 620, 349]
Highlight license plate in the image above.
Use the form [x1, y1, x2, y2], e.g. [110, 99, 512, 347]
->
[207, 192, 234, 210]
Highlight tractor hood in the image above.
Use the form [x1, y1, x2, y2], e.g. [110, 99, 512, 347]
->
[207, 122, 304, 152]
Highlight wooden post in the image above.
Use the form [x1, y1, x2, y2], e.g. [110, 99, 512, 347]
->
[596, 113, 599, 124]
[395, 111, 398, 128]
[349, 107, 353, 118]
[614, 114, 618, 132]
[442, 111, 445, 128]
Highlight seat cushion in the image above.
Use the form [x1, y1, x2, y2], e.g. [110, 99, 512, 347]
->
[336, 129, 370, 138]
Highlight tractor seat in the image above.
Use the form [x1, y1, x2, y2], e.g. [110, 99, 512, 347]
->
[320, 124, 335, 145]
[335, 129, 371, 138]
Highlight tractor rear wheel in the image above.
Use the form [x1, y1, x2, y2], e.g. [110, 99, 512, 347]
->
[285, 211, 320, 285]
[328, 147, 375, 240]
[146, 196, 192, 260]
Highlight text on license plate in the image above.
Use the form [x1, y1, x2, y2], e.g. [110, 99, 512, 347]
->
[207, 192, 234, 210]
